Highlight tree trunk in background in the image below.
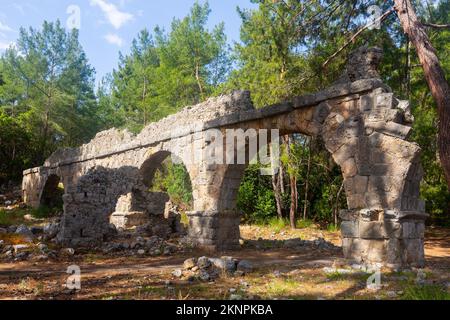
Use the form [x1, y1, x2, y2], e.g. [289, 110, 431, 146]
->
[394, 0, 450, 191]
[303, 138, 311, 220]
[286, 135, 297, 229]
[272, 172, 283, 219]
[289, 174, 297, 228]
[271, 138, 283, 219]
[279, 159, 285, 195]
[404, 38, 411, 99]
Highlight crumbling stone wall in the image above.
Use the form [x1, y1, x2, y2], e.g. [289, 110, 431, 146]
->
[22, 47, 426, 267]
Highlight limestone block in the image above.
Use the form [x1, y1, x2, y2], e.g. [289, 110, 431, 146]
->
[347, 176, 369, 194]
[344, 116, 363, 138]
[358, 220, 402, 239]
[109, 212, 149, 230]
[360, 94, 374, 112]
[402, 221, 425, 239]
[365, 239, 387, 263]
[374, 92, 397, 109]
[313, 102, 331, 124]
[385, 109, 404, 123]
[398, 100, 414, 123]
[371, 164, 390, 176]
[331, 140, 357, 164]
[403, 238, 425, 267]
[342, 238, 387, 263]
[339, 209, 359, 222]
[341, 221, 359, 238]
[368, 176, 392, 192]
[341, 158, 357, 177]
[359, 221, 386, 239]
[364, 194, 383, 209]
[347, 194, 366, 209]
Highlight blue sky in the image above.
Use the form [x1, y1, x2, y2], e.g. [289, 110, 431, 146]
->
[0, 0, 257, 83]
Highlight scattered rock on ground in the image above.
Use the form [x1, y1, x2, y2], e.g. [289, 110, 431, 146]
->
[199, 270, 211, 281]
[13, 244, 29, 253]
[172, 269, 183, 278]
[183, 258, 197, 270]
[43, 222, 60, 240]
[197, 256, 212, 269]
[15, 224, 34, 240]
[61, 248, 75, 256]
[237, 260, 253, 273]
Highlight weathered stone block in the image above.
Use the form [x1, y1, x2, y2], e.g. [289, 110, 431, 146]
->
[341, 158, 357, 177]
[402, 221, 425, 239]
[341, 221, 359, 238]
[360, 94, 373, 112]
[347, 194, 366, 209]
[359, 221, 386, 239]
[109, 211, 149, 230]
[353, 175, 369, 193]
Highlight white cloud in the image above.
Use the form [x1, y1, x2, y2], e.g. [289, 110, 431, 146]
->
[0, 41, 14, 51]
[104, 33, 123, 47]
[0, 21, 13, 32]
[90, 0, 133, 29]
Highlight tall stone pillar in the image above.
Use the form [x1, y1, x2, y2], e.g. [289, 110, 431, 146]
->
[322, 85, 427, 268]
[187, 162, 244, 251]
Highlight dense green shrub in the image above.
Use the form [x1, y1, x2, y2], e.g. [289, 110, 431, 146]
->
[151, 160, 193, 209]
[0, 112, 35, 185]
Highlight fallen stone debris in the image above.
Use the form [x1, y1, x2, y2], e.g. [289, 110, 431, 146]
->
[172, 256, 254, 282]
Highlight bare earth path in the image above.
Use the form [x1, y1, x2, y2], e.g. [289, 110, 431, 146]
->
[0, 226, 448, 300]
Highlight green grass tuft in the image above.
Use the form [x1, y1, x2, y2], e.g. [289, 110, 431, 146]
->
[296, 219, 314, 229]
[327, 223, 340, 232]
[402, 284, 450, 300]
[267, 217, 289, 233]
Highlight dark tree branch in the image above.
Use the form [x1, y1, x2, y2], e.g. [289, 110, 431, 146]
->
[422, 22, 450, 29]
[322, 8, 395, 68]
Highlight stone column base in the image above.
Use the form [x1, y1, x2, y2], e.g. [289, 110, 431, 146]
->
[187, 210, 241, 251]
[340, 209, 427, 268]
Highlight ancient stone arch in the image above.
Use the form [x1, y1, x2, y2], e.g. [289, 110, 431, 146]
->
[39, 174, 64, 208]
[22, 47, 426, 267]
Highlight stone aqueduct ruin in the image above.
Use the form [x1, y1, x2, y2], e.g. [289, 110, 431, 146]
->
[22, 48, 427, 268]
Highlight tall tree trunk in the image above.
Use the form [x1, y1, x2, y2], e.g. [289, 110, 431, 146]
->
[286, 135, 297, 229]
[279, 162, 285, 195]
[404, 37, 411, 99]
[40, 93, 52, 162]
[142, 76, 148, 126]
[272, 172, 283, 219]
[289, 174, 297, 229]
[271, 136, 283, 219]
[303, 137, 311, 220]
[394, 0, 450, 190]
[195, 62, 204, 100]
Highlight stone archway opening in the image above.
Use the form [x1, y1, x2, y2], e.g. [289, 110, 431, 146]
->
[215, 131, 348, 251]
[144, 153, 194, 215]
[109, 151, 192, 238]
[40, 174, 64, 212]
